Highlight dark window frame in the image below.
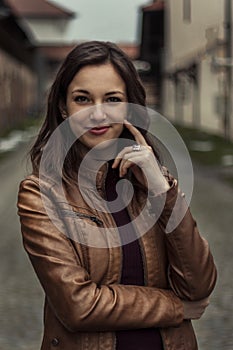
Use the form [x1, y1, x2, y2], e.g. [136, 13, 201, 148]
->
[183, 0, 191, 22]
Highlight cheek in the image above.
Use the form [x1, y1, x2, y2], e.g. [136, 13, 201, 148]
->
[115, 124, 124, 136]
[68, 108, 90, 129]
[67, 102, 87, 118]
[68, 116, 86, 140]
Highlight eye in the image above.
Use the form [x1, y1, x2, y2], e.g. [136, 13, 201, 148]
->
[106, 96, 122, 103]
[74, 95, 90, 104]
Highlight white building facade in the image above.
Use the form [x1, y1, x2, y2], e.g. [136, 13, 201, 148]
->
[162, 0, 233, 139]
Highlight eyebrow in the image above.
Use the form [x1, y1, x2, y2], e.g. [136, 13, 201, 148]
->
[105, 91, 125, 96]
[72, 89, 89, 94]
[72, 89, 125, 96]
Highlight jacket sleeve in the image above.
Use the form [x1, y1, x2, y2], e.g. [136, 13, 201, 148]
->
[149, 171, 217, 301]
[17, 177, 183, 333]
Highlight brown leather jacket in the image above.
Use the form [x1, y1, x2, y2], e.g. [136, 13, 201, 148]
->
[17, 165, 217, 350]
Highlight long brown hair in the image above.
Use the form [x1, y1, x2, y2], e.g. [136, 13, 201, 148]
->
[30, 41, 158, 182]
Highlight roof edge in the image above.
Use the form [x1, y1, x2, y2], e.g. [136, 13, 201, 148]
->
[46, 0, 75, 18]
[142, 1, 164, 12]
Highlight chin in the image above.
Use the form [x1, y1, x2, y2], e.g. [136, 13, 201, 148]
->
[92, 138, 118, 150]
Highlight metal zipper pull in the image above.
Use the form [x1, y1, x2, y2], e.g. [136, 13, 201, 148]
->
[75, 212, 103, 227]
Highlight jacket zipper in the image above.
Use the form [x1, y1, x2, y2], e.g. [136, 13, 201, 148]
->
[75, 212, 104, 226]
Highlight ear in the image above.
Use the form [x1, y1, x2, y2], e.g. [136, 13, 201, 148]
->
[59, 101, 67, 119]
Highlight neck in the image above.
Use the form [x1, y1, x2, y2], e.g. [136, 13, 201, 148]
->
[79, 140, 119, 166]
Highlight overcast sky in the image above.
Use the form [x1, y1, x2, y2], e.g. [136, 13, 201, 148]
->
[52, 0, 150, 43]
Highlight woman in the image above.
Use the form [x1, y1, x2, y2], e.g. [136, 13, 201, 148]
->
[17, 41, 217, 350]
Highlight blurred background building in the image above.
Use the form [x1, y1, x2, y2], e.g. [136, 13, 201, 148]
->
[139, 1, 165, 106]
[4, 0, 76, 124]
[0, 0, 143, 136]
[1, 0, 233, 141]
[0, 0, 37, 134]
[139, 0, 233, 141]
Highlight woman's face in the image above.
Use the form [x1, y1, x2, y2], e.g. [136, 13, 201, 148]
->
[65, 63, 128, 151]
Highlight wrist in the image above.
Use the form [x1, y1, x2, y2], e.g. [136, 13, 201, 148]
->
[148, 178, 170, 197]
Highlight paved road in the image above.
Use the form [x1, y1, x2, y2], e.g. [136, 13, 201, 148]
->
[0, 142, 44, 350]
[0, 141, 232, 350]
[191, 163, 233, 350]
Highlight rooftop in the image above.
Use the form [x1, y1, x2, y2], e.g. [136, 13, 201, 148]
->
[142, 1, 164, 12]
[5, 0, 75, 18]
[39, 44, 76, 61]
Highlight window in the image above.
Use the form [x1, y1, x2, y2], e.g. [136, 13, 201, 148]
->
[183, 0, 191, 22]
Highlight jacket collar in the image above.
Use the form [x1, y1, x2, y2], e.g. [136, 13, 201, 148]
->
[78, 160, 109, 192]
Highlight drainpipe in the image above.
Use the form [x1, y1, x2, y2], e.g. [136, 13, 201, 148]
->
[225, 0, 232, 140]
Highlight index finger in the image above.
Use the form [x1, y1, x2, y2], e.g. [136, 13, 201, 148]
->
[124, 120, 148, 146]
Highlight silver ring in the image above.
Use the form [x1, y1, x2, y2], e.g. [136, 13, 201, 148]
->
[132, 144, 141, 152]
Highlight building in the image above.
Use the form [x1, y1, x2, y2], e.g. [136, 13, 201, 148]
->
[163, 0, 227, 137]
[140, 0, 233, 140]
[6, 0, 76, 101]
[6, 0, 75, 45]
[140, 1, 165, 107]
[0, 0, 37, 135]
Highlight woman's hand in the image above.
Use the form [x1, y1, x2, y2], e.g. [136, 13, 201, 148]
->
[182, 298, 210, 320]
[112, 121, 170, 195]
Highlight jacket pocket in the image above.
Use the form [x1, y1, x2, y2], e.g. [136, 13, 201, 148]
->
[59, 207, 103, 226]
[74, 212, 103, 227]
[58, 206, 114, 248]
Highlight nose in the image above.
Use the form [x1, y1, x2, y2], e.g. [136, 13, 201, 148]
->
[90, 104, 106, 122]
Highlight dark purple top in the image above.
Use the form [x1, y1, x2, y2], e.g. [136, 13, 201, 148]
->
[105, 164, 163, 350]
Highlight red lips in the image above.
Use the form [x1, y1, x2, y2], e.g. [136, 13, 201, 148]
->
[88, 126, 110, 135]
